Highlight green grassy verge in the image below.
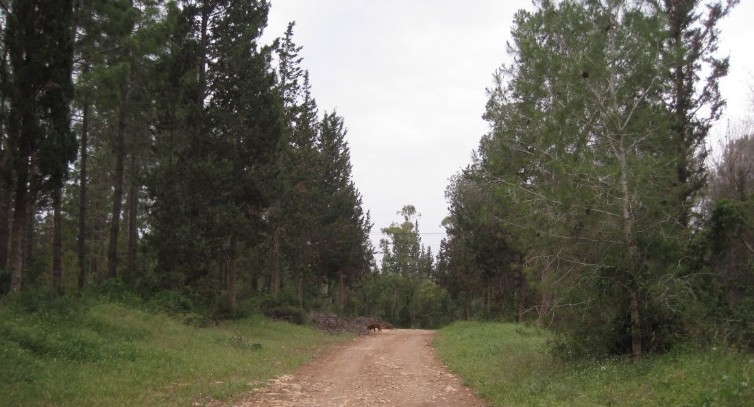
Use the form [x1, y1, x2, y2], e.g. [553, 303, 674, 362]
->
[0, 300, 352, 406]
[434, 321, 753, 406]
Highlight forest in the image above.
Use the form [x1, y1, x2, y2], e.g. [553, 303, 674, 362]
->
[1, 0, 752, 361]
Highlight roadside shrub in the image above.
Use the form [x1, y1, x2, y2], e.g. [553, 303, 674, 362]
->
[255, 295, 306, 325]
[0, 338, 41, 384]
[148, 290, 199, 314]
[264, 304, 306, 325]
[2, 288, 81, 319]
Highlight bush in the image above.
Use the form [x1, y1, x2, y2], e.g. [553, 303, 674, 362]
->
[2, 288, 82, 319]
[148, 290, 199, 314]
[253, 295, 306, 325]
[264, 305, 306, 325]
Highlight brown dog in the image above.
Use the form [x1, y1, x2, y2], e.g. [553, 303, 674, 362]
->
[367, 323, 383, 333]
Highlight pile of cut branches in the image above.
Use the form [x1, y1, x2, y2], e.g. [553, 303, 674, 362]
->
[308, 311, 390, 335]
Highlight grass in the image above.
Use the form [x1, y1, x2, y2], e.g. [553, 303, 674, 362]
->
[434, 321, 754, 406]
[0, 298, 353, 406]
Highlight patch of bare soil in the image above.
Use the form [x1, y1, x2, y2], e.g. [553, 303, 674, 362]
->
[226, 329, 487, 406]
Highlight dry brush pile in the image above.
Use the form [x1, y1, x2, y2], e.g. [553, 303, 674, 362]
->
[308, 311, 391, 335]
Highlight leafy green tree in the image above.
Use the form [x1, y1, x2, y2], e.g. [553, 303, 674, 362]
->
[380, 205, 422, 277]
[477, 0, 734, 358]
[378, 205, 444, 326]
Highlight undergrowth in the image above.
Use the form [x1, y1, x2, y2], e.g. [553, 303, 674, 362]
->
[0, 291, 352, 406]
[434, 321, 753, 406]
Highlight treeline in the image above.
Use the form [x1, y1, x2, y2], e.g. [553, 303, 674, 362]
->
[439, 0, 753, 358]
[0, 0, 373, 316]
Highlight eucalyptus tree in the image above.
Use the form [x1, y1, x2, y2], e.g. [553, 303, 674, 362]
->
[378, 205, 438, 324]
[380, 205, 422, 277]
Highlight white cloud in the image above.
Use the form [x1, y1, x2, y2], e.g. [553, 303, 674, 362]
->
[263, 0, 754, 259]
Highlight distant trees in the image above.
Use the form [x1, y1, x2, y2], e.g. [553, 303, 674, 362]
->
[360, 205, 450, 328]
[439, 170, 521, 321]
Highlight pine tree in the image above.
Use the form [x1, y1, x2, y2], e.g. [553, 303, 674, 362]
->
[6, 0, 76, 293]
[268, 22, 321, 302]
[148, 0, 283, 313]
[315, 111, 372, 310]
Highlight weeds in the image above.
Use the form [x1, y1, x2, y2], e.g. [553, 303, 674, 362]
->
[0, 296, 351, 406]
[435, 321, 754, 406]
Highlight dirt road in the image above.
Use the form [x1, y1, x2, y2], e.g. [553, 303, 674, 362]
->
[232, 329, 487, 406]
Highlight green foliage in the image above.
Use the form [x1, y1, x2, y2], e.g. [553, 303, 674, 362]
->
[255, 295, 307, 325]
[368, 205, 452, 328]
[447, 0, 740, 358]
[435, 321, 754, 406]
[440, 170, 521, 322]
[686, 196, 754, 348]
[359, 269, 454, 329]
[0, 296, 351, 406]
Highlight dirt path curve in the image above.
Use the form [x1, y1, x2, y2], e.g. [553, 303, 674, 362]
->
[232, 329, 487, 406]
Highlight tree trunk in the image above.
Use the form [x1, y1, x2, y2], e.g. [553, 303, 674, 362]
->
[392, 281, 399, 319]
[338, 269, 346, 311]
[629, 286, 642, 360]
[77, 100, 89, 290]
[297, 271, 304, 307]
[621, 149, 642, 360]
[0, 27, 9, 272]
[536, 260, 553, 327]
[23, 169, 37, 275]
[108, 83, 129, 279]
[484, 285, 491, 314]
[607, 3, 642, 359]
[0, 174, 9, 271]
[271, 226, 281, 298]
[8, 160, 28, 293]
[517, 267, 526, 323]
[126, 132, 138, 284]
[464, 296, 471, 320]
[52, 186, 63, 293]
[228, 235, 237, 315]
[197, 2, 208, 131]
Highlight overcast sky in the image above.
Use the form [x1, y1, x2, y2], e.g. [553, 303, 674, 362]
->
[261, 0, 754, 261]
